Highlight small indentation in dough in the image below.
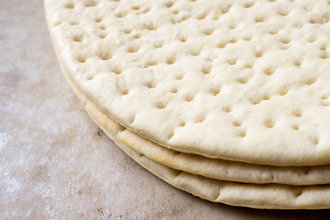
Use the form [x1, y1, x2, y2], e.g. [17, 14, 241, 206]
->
[255, 16, 265, 23]
[144, 82, 156, 89]
[154, 41, 163, 48]
[132, 6, 140, 10]
[279, 9, 289, 16]
[204, 29, 214, 35]
[73, 36, 83, 42]
[251, 98, 261, 105]
[212, 14, 220, 20]
[86, 1, 98, 7]
[197, 13, 207, 20]
[239, 131, 246, 138]
[227, 58, 237, 65]
[322, 102, 329, 107]
[54, 21, 62, 27]
[279, 87, 288, 96]
[123, 29, 131, 34]
[100, 25, 106, 30]
[69, 21, 79, 26]
[166, 56, 176, 65]
[185, 94, 195, 102]
[127, 46, 139, 53]
[217, 42, 227, 49]
[210, 87, 220, 96]
[312, 138, 319, 145]
[264, 66, 276, 76]
[176, 75, 184, 80]
[156, 102, 167, 109]
[229, 38, 237, 44]
[145, 22, 157, 31]
[65, 3, 74, 9]
[269, 29, 278, 35]
[202, 65, 212, 74]
[98, 33, 107, 39]
[223, 106, 231, 113]
[281, 38, 291, 44]
[179, 121, 186, 127]
[255, 50, 264, 58]
[134, 34, 141, 39]
[305, 78, 317, 85]
[113, 67, 122, 75]
[99, 52, 112, 61]
[196, 116, 205, 123]
[320, 52, 329, 59]
[178, 34, 187, 42]
[307, 35, 317, 43]
[142, 8, 150, 14]
[320, 44, 327, 51]
[243, 36, 252, 41]
[229, 24, 237, 29]
[293, 110, 302, 117]
[144, 60, 158, 68]
[88, 77, 93, 81]
[171, 88, 178, 93]
[222, 5, 231, 14]
[262, 94, 270, 101]
[265, 119, 275, 128]
[172, 10, 179, 15]
[309, 19, 316, 24]
[292, 125, 299, 130]
[190, 50, 200, 56]
[236, 78, 248, 84]
[233, 121, 241, 127]
[121, 89, 129, 95]
[95, 18, 102, 23]
[116, 13, 124, 18]
[176, 15, 191, 23]
[244, 2, 255, 8]
[77, 57, 86, 63]
[165, 2, 174, 8]
[293, 59, 302, 67]
[245, 63, 253, 68]
[321, 95, 328, 100]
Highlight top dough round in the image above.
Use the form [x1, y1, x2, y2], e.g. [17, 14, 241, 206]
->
[46, 0, 330, 165]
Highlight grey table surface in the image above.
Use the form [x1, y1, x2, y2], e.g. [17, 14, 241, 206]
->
[1, 0, 330, 219]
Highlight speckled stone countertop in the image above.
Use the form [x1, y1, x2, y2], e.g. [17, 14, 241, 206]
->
[1, 0, 330, 219]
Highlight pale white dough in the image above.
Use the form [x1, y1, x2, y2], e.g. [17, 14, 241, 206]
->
[45, 0, 330, 165]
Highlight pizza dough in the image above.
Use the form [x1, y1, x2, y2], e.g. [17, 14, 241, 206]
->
[45, 0, 330, 209]
[45, 0, 330, 165]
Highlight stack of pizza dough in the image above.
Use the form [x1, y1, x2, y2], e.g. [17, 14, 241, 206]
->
[45, 0, 330, 209]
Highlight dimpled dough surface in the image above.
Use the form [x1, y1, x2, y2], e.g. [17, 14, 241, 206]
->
[46, 0, 330, 165]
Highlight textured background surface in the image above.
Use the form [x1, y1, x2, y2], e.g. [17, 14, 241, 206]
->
[1, 0, 330, 219]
